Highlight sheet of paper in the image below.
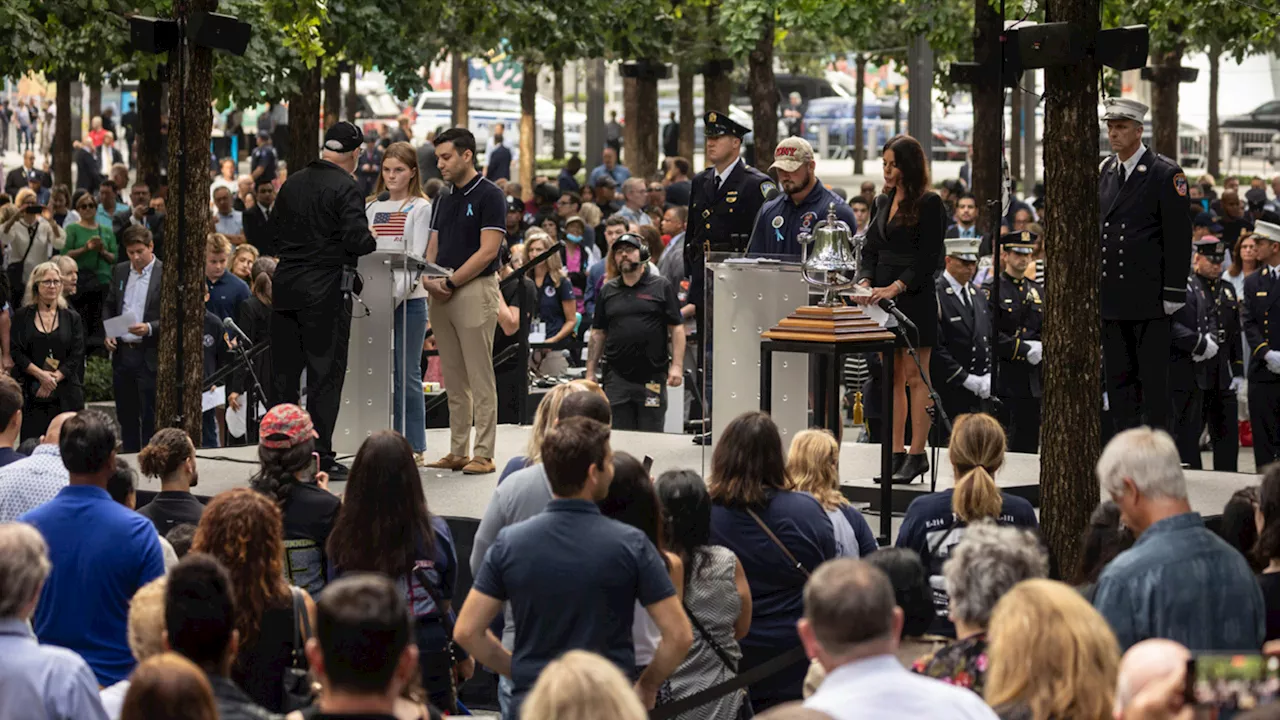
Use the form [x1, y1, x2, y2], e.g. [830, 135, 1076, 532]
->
[103, 311, 141, 339]
[862, 303, 897, 328]
[202, 385, 225, 412]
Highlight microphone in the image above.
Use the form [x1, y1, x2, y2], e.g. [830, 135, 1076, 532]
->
[877, 298, 917, 333]
[222, 316, 254, 348]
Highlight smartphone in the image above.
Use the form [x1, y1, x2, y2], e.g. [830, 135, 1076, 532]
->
[312, 451, 321, 479]
[24, 204, 44, 214]
[1185, 653, 1280, 709]
[643, 455, 654, 474]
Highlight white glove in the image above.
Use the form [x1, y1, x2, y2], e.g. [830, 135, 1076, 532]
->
[1103, 392, 1109, 412]
[977, 374, 992, 399]
[1267, 350, 1280, 375]
[1025, 340, 1043, 366]
[1193, 336, 1219, 362]
[1164, 301, 1184, 315]
[1230, 376, 1245, 394]
[962, 374, 983, 396]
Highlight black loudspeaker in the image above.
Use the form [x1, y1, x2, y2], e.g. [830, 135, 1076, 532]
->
[1140, 66, 1200, 83]
[700, 58, 735, 76]
[189, 11, 251, 56]
[129, 16, 180, 54]
[621, 60, 671, 81]
[1096, 26, 1150, 71]
[1006, 23, 1087, 71]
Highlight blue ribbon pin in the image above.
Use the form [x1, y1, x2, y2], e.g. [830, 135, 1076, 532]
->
[467, 203, 474, 217]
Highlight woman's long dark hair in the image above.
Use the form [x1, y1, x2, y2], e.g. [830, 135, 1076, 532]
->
[1254, 466, 1280, 568]
[883, 134, 930, 227]
[707, 411, 789, 508]
[867, 548, 933, 638]
[598, 452, 670, 569]
[656, 469, 712, 588]
[1223, 486, 1262, 571]
[248, 438, 316, 508]
[327, 431, 434, 576]
[1072, 500, 1135, 586]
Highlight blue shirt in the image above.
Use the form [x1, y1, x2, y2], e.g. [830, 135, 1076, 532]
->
[588, 164, 632, 188]
[747, 181, 857, 257]
[536, 274, 576, 336]
[206, 271, 250, 322]
[0, 618, 109, 720]
[0, 446, 22, 468]
[558, 168, 580, 193]
[1093, 512, 1265, 651]
[472, 498, 675, 712]
[20, 485, 166, 686]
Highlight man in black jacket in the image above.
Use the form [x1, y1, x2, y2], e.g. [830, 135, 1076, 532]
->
[270, 122, 376, 479]
[114, 182, 166, 262]
[931, 237, 992, 443]
[242, 179, 277, 256]
[985, 232, 1044, 453]
[104, 227, 163, 453]
[74, 138, 101, 193]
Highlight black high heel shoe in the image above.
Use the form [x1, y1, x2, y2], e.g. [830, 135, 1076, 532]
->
[874, 452, 908, 484]
[891, 453, 930, 484]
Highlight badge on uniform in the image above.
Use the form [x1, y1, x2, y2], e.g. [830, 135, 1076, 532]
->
[1137, 164, 1147, 173]
[800, 212, 817, 231]
[771, 216, 784, 229]
[703, 209, 711, 218]
[1174, 173, 1188, 197]
[1030, 288, 1041, 304]
[761, 181, 777, 198]
[945, 287, 954, 294]
[726, 191, 738, 204]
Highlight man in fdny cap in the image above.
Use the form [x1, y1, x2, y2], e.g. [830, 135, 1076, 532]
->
[266, 119, 377, 481]
[747, 136, 854, 257]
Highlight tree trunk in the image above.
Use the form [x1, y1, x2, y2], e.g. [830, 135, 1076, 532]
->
[520, 61, 538, 192]
[704, 63, 731, 117]
[136, 76, 165, 191]
[88, 84, 102, 120]
[323, 70, 342, 130]
[1207, 44, 1221, 178]
[623, 76, 638, 169]
[1010, 79, 1024, 189]
[552, 64, 565, 160]
[451, 54, 469, 128]
[854, 55, 866, 175]
[346, 69, 359, 122]
[678, 64, 695, 161]
[54, 77, 73, 191]
[1041, 0, 1102, 576]
[747, 16, 778, 172]
[156, 13, 216, 439]
[1150, 46, 1183, 160]
[287, 64, 322, 177]
[971, 0, 1003, 230]
[635, 74, 660, 179]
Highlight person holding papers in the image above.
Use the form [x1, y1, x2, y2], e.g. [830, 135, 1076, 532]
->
[10, 261, 85, 441]
[104, 226, 163, 452]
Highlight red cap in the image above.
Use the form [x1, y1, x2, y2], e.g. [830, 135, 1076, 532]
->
[259, 404, 319, 449]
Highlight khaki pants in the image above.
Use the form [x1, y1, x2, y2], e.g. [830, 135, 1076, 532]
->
[429, 275, 500, 458]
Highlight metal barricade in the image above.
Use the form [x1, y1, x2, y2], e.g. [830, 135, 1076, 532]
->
[1223, 128, 1280, 176]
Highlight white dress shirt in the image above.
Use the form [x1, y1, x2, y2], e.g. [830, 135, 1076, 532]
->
[1117, 145, 1146, 185]
[120, 257, 156, 344]
[805, 654, 998, 720]
[943, 270, 973, 307]
[714, 156, 742, 190]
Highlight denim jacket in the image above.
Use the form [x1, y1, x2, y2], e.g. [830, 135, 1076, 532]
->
[1093, 512, 1265, 651]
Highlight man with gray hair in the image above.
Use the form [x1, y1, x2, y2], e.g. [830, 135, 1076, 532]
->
[1093, 426, 1263, 651]
[1113, 639, 1191, 719]
[800, 558, 997, 719]
[0, 522, 109, 719]
[615, 177, 653, 227]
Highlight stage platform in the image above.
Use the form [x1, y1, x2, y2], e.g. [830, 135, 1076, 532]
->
[124, 425, 1260, 545]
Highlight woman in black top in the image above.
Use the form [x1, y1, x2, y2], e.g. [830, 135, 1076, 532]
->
[11, 261, 84, 440]
[1253, 465, 1280, 641]
[854, 135, 945, 483]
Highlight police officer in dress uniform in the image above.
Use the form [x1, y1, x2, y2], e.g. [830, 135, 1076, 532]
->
[931, 237, 992, 444]
[985, 232, 1043, 453]
[1099, 97, 1193, 434]
[1169, 236, 1245, 470]
[1242, 220, 1280, 468]
[684, 110, 775, 443]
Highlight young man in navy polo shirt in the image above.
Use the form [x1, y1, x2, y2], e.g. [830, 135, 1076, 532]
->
[454, 417, 692, 717]
[422, 128, 505, 475]
[747, 137, 856, 257]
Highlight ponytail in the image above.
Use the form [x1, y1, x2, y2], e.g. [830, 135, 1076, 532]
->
[952, 465, 1003, 522]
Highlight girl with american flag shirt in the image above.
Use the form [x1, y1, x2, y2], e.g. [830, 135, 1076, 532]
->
[364, 141, 434, 464]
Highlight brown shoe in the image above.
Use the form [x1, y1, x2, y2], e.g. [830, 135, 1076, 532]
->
[424, 453, 470, 471]
[462, 457, 496, 475]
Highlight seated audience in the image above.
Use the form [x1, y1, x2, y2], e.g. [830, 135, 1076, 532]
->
[985, 579, 1120, 720]
[19, 408, 165, 686]
[1113, 639, 1190, 720]
[104, 458, 178, 568]
[656, 468, 753, 720]
[0, 522, 109, 720]
[327, 430, 470, 713]
[709, 411, 837, 710]
[249, 403, 340, 595]
[164, 553, 279, 720]
[99, 578, 167, 720]
[787, 429, 877, 558]
[526, 231, 578, 376]
[498, 381, 587, 481]
[1223, 485, 1263, 572]
[800, 558, 997, 719]
[522, 650, 648, 720]
[192, 487, 316, 712]
[136, 428, 204, 535]
[870, 549, 948, 667]
[120, 653, 218, 720]
[1093, 427, 1264, 651]
[912, 522, 1048, 695]
[896, 413, 1038, 637]
[166, 523, 198, 559]
[0, 374, 25, 467]
[0, 410, 73, 522]
[455, 417, 692, 715]
[1254, 464, 1280, 641]
[1072, 501, 1134, 602]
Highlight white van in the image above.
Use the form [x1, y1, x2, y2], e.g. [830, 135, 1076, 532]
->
[412, 90, 584, 158]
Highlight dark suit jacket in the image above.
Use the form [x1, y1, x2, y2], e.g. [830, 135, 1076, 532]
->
[242, 204, 277, 257]
[105, 258, 164, 371]
[113, 213, 167, 262]
[74, 148, 101, 192]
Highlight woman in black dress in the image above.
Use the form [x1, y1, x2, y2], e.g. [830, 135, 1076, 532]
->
[11, 261, 85, 440]
[855, 135, 945, 482]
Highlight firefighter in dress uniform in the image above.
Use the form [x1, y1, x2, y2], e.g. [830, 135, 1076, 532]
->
[1098, 97, 1193, 434]
[1169, 236, 1245, 470]
[931, 236, 992, 444]
[1242, 220, 1280, 468]
[684, 110, 775, 443]
[985, 231, 1043, 454]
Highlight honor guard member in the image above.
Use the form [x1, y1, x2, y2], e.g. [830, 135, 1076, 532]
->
[1099, 97, 1193, 434]
[747, 137, 855, 256]
[1169, 236, 1244, 470]
[1242, 220, 1280, 468]
[985, 231, 1043, 454]
[931, 237, 992, 443]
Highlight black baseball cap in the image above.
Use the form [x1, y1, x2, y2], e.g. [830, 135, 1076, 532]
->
[613, 233, 644, 252]
[506, 196, 524, 214]
[323, 121, 364, 153]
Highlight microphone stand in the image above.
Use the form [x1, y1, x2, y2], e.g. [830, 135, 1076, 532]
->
[230, 336, 270, 439]
[890, 317, 952, 489]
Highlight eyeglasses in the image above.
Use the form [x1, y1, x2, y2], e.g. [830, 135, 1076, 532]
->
[38, 280, 61, 287]
[647, 186, 663, 193]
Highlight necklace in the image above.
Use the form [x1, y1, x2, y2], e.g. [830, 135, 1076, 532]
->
[35, 305, 57, 334]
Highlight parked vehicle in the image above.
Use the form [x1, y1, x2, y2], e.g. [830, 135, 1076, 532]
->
[411, 90, 584, 157]
[1222, 100, 1280, 133]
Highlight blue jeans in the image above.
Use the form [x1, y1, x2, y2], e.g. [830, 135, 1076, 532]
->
[393, 297, 428, 452]
[499, 674, 514, 720]
[201, 409, 219, 448]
